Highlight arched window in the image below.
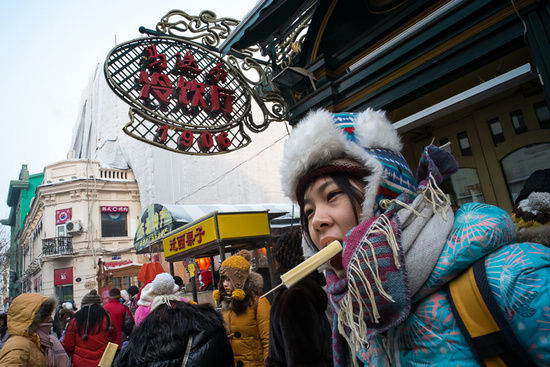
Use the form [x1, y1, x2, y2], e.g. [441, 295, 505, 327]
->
[501, 143, 550, 203]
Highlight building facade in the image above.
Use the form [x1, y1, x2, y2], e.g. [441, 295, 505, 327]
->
[2, 165, 43, 303]
[221, 0, 550, 212]
[18, 159, 144, 305]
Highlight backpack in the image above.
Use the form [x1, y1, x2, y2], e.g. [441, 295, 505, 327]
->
[446, 258, 537, 366]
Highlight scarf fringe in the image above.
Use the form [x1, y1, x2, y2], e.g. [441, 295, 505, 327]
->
[423, 174, 451, 220]
[337, 212, 401, 362]
[336, 174, 451, 360]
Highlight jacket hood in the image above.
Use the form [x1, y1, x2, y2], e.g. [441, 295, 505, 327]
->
[7, 293, 48, 337]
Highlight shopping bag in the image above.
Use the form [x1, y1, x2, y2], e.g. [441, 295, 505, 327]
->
[98, 342, 119, 367]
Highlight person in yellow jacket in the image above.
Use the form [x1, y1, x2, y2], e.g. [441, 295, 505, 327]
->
[0, 293, 57, 367]
[213, 250, 270, 367]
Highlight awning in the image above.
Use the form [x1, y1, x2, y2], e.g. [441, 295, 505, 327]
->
[162, 210, 272, 261]
[133, 203, 300, 254]
[219, 0, 317, 54]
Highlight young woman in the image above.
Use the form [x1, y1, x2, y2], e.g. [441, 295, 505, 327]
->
[62, 290, 116, 367]
[213, 250, 270, 367]
[279, 109, 550, 366]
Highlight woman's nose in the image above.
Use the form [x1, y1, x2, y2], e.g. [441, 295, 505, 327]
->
[310, 206, 332, 230]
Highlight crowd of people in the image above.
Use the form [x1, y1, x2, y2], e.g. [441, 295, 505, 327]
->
[0, 108, 549, 366]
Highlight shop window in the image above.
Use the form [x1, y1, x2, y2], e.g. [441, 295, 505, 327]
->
[534, 101, 550, 129]
[488, 118, 505, 146]
[510, 110, 528, 134]
[449, 168, 484, 207]
[457, 131, 472, 156]
[501, 143, 550, 203]
[112, 276, 136, 290]
[55, 285, 74, 303]
[101, 212, 128, 237]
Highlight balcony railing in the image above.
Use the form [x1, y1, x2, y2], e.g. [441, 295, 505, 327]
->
[42, 237, 73, 256]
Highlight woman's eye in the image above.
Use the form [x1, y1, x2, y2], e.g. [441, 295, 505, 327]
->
[305, 208, 314, 218]
[327, 191, 342, 201]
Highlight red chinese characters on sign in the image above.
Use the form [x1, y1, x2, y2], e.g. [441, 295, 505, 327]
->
[169, 226, 207, 252]
[139, 71, 172, 106]
[143, 45, 167, 72]
[101, 206, 129, 213]
[136, 45, 236, 153]
[176, 51, 201, 77]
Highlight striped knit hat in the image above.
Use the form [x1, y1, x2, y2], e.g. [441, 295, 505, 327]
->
[280, 109, 417, 220]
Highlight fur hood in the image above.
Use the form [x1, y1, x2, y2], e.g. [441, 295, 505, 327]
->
[7, 293, 56, 337]
[280, 109, 416, 219]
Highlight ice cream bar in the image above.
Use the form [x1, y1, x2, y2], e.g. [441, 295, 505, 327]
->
[262, 240, 342, 298]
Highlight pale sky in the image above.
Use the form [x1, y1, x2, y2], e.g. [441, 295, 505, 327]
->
[0, 0, 258, 221]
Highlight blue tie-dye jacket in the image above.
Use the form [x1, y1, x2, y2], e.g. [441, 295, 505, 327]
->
[358, 202, 550, 366]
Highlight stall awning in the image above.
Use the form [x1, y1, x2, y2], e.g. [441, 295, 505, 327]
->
[162, 210, 272, 261]
[134, 203, 300, 254]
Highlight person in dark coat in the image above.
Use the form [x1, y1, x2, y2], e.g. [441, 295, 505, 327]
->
[62, 290, 116, 367]
[113, 300, 234, 367]
[266, 229, 332, 366]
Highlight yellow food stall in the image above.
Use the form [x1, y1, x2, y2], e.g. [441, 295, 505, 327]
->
[161, 210, 275, 302]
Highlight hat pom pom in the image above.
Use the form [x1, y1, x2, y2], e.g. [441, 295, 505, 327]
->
[152, 273, 177, 295]
[235, 249, 251, 262]
[232, 288, 245, 301]
[212, 289, 220, 302]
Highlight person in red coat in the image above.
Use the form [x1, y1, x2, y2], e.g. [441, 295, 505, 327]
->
[62, 290, 116, 367]
[103, 288, 134, 349]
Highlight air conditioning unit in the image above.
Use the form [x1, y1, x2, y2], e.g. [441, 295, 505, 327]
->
[66, 220, 82, 234]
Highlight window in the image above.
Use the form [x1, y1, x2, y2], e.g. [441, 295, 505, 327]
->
[448, 168, 484, 207]
[488, 118, 505, 146]
[534, 101, 550, 129]
[510, 110, 528, 134]
[501, 143, 550, 203]
[457, 131, 472, 156]
[55, 285, 74, 303]
[112, 277, 122, 289]
[101, 212, 128, 237]
[56, 224, 67, 237]
[112, 276, 137, 289]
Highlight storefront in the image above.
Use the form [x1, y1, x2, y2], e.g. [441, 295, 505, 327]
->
[133, 203, 299, 301]
[220, 0, 550, 212]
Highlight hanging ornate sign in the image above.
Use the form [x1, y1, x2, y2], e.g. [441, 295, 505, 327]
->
[104, 10, 287, 155]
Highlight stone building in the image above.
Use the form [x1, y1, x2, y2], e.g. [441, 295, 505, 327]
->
[18, 159, 143, 305]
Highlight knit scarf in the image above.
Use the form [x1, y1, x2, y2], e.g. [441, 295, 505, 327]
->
[327, 144, 457, 366]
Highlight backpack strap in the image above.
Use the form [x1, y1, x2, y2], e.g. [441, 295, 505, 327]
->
[446, 258, 536, 367]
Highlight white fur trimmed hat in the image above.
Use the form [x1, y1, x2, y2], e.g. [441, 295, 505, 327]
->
[280, 109, 417, 219]
[137, 283, 155, 307]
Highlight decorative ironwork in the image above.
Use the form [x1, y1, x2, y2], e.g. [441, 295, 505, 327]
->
[104, 9, 287, 155]
[156, 10, 239, 49]
[42, 237, 73, 257]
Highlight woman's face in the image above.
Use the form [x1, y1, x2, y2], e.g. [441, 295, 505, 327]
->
[222, 278, 234, 295]
[303, 176, 362, 278]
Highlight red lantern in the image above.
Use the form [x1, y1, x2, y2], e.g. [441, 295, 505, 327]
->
[196, 257, 211, 271]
